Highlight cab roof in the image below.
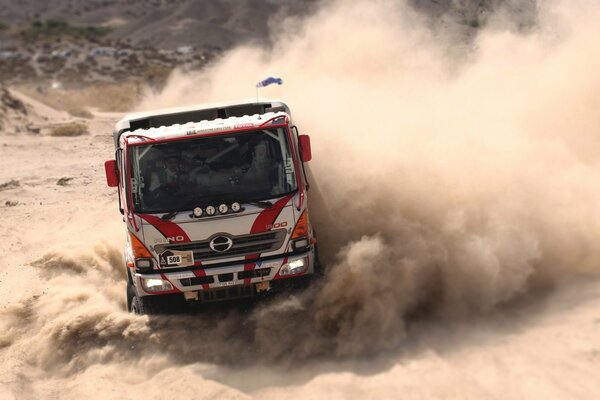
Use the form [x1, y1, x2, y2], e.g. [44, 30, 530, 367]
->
[114, 98, 290, 147]
[122, 111, 289, 145]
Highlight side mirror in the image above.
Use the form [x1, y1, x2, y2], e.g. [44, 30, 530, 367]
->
[104, 160, 119, 187]
[299, 134, 312, 162]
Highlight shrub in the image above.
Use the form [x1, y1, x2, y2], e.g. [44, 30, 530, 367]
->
[19, 19, 112, 41]
[50, 122, 88, 137]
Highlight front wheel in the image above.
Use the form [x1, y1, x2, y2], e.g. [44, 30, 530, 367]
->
[314, 243, 325, 277]
[127, 280, 185, 314]
[127, 280, 159, 314]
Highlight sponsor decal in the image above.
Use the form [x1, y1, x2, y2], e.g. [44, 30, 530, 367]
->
[265, 221, 287, 230]
[257, 260, 280, 269]
[159, 250, 194, 267]
[186, 126, 224, 136]
[214, 281, 236, 287]
[234, 123, 254, 129]
[167, 271, 196, 279]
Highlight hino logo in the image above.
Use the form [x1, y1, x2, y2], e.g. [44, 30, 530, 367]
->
[209, 235, 233, 252]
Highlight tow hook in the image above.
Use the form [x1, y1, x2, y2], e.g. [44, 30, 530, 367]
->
[184, 291, 199, 301]
[255, 281, 270, 293]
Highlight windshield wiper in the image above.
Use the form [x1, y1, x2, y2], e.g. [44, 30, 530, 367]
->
[248, 200, 273, 209]
[161, 210, 181, 220]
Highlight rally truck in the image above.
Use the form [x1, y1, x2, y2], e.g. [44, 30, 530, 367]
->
[104, 98, 317, 314]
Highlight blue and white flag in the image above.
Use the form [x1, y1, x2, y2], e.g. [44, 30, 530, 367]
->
[256, 76, 283, 88]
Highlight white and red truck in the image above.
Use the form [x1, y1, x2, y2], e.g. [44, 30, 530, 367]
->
[104, 99, 318, 313]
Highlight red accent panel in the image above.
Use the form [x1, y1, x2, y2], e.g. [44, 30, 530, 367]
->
[192, 269, 210, 291]
[259, 115, 289, 127]
[138, 214, 191, 242]
[242, 262, 256, 285]
[272, 257, 289, 280]
[249, 193, 294, 234]
[123, 138, 140, 232]
[242, 193, 294, 283]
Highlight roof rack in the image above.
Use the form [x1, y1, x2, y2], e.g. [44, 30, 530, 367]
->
[113, 99, 290, 148]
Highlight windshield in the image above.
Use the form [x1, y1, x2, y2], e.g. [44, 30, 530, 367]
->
[128, 128, 298, 213]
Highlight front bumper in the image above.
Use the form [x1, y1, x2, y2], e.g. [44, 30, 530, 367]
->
[133, 248, 315, 297]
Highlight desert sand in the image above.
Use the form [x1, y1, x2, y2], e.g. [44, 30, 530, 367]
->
[1, 0, 600, 399]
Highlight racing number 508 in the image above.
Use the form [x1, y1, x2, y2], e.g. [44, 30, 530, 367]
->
[167, 255, 182, 264]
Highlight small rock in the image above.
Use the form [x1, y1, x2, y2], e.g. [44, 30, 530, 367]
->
[26, 124, 41, 134]
[4, 200, 18, 207]
[57, 177, 74, 186]
[0, 179, 20, 191]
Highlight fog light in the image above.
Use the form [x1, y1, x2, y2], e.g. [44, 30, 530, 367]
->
[142, 277, 173, 292]
[135, 258, 154, 270]
[193, 207, 203, 218]
[231, 202, 241, 212]
[205, 205, 216, 216]
[218, 203, 229, 214]
[279, 257, 308, 276]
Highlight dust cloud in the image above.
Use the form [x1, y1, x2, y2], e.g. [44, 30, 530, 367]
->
[139, 0, 600, 349]
[2, 0, 600, 398]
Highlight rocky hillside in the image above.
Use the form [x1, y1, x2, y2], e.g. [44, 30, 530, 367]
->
[0, 86, 27, 132]
[0, 0, 537, 51]
[0, 0, 320, 50]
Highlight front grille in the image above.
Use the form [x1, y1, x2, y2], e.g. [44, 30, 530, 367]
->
[199, 285, 254, 302]
[218, 273, 234, 282]
[180, 268, 272, 288]
[155, 229, 286, 263]
[238, 268, 271, 280]
[180, 276, 215, 286]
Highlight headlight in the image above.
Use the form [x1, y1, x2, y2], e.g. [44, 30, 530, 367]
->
[279, 257, 308, 276]
[291, 238, 309, 251]
[141, 277, 173, 292]
[135, 258, 154, 270]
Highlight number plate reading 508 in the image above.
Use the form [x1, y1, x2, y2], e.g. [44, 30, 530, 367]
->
[167, 255, 182, 264]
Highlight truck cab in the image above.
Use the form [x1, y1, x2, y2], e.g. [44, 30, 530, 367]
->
[104, 98, 317, 313]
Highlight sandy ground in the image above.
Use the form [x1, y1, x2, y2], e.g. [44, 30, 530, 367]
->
[0, 88, 598, 400]
[2, 0, 600, 398]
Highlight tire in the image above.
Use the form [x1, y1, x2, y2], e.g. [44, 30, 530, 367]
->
[130, 294, 158, 315]
[127, 279, 135, 311]
[127, 280, 185, 314]
[313, 243, 325, 277]
[127, 280, 159, 314]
